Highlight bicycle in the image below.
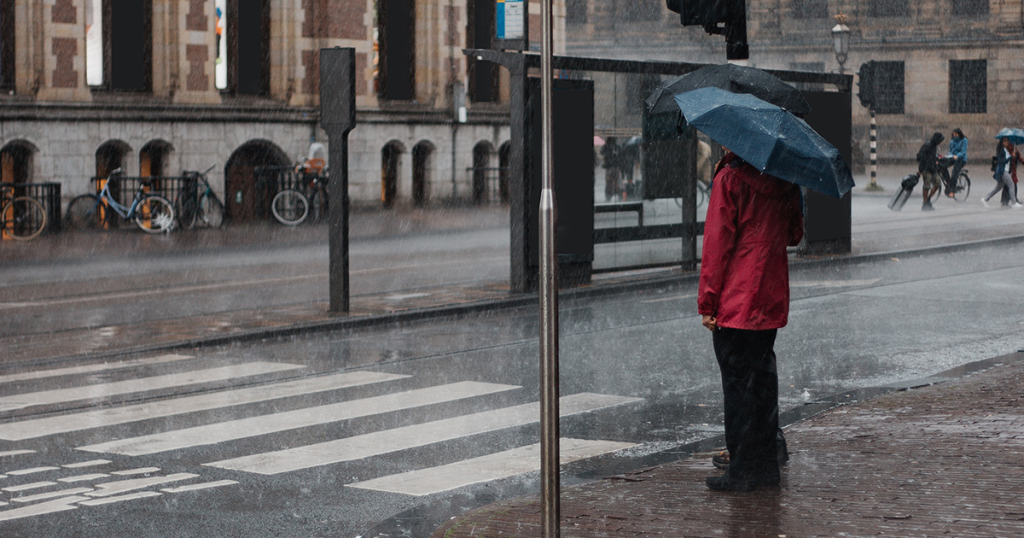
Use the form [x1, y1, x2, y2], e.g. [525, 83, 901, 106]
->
[175, 166, 225, 229]
[937, 157, 970, 202]
[0, 184, 47, 241]
[65, 169, 176, 233]
[270, 159, 329, 226]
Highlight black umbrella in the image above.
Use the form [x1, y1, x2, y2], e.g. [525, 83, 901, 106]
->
[645, 63, 812, 116]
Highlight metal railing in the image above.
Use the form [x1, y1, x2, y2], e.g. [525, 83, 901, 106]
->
[7, 182, 62, 233]
[466, 166, 509, 204]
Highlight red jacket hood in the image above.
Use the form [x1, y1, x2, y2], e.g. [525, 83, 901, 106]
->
[717, 152, 797, 199]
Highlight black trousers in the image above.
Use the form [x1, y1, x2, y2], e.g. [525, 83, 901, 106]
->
[713, 327, 781, 482]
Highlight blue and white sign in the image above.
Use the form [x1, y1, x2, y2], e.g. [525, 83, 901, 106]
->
[497, 0, 525, 40]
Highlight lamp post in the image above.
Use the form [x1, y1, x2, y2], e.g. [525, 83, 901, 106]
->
[831, 13, 850, 75]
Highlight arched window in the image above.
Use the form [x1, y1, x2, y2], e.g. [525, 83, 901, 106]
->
[140, 140, 173, 177]
[376, 0, 415, 101]
[472, 142, 493, 204]
[0, 141, 36, 185]
[412, 141, 435, 207]
[381, 141, 405, 208]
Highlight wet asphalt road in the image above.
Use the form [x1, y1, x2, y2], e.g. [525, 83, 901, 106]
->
[0, 241, 1022, 537]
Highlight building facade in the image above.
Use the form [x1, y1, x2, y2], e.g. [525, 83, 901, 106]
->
[566, 0, 1024, 166]
[0, 0, 565, 219]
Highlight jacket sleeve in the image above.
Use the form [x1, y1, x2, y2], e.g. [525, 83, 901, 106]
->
[788, 187, 804, 247]
[698, 171, 738, 317]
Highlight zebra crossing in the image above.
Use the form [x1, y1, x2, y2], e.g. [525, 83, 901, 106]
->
[0, 353, 644, 522]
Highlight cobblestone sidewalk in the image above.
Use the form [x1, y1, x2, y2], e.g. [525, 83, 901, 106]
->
[432, 352, 1024, 538]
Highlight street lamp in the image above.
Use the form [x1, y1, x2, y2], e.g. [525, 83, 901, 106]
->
[831, 13, 850, 75]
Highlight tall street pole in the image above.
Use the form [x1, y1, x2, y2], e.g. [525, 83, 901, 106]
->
[538, 0, 560, 536]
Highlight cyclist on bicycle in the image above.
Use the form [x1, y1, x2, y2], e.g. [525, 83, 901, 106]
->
[942, 128, 968, 198]
[916, 132, 944, 211]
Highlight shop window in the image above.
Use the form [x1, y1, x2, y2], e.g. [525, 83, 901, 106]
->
[0, 0, 13, 90]
[377, 0, 415, 101]
[868, 0, 908, 17]
[949, 59, 986, 114]
[791, 0, 827, 19]
[952, 0, 988, 16]
[873, 61, 904, 115]
[566, 0, 587, 24]
[93, 0, 153, 91]
[226, 0, 270, 95]
[468, 0, 497, 103]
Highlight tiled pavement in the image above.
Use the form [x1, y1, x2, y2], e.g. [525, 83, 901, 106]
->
[432, 352, 1024, 538]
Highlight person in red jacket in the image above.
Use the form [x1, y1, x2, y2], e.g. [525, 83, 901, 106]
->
[699, 151, 804, 491]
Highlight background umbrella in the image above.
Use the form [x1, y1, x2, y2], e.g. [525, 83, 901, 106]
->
[994, 127, 1024, 145]
[673, 87, 854, 199]
[646, 63, 812, 116]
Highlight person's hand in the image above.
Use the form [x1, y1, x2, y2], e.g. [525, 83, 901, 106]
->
[702, 315, 717, 332]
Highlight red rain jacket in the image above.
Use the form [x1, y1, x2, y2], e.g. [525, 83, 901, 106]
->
[698, 153, 804, 330]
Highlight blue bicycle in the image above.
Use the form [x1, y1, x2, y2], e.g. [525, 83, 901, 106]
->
[65, 169, 176, 233]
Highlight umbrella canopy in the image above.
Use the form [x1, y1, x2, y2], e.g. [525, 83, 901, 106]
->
[673, 87, 854, 199]
[994, 128, 1024, 145]
[646, 63, 812, 116]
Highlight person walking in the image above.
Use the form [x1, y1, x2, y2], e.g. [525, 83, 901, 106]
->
[698, 150, 804, 492]
[983, 137, 1023, 208]
[945, 128, 968, 197]
[916, 132, 944, 210]
[600, 138, 621, 202]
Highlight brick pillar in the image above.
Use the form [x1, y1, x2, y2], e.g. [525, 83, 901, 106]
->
[34, 0, 91, 101]
[172, 0, 221, 104]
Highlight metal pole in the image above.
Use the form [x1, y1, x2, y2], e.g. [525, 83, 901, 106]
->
[539, 0, 560, 536]
[866, 107, 882, 191]
[320, 48, 355, 312]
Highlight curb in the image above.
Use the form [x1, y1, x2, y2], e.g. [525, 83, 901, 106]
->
[38, 233, 1024, 365]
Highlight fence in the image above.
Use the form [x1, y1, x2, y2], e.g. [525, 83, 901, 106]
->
[6, 182, 62, 233]
[255, 166, 329, 223]
[467, 167, 509, 204]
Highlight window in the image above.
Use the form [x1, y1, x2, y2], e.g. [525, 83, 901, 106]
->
[103, 0, 153, 91]
[868, 0, 908, 17]
[952, 0, 988, 16]
[874, 61, 904, 115]
[0, 0, 13, 90]
[377, 0, 415, 101]
[621, 0, 661, 23]
[566, 0, 587, 24]
[215, 0, 226, 89]
[791, 0, 828, 19]
[949, 60, 986, 114]
[468, 0, 497, 102]
[227, 0, 270, 95]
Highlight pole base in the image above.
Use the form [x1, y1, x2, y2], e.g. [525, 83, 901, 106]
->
[863, 182, 885, 192]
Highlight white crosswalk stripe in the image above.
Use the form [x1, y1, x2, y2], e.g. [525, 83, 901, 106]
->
[347, 438, 638, 496]
[204, 393, 643, 475]
[0, 370, 407, 441]
[0, 361, 305, 412]
[0, 353, 647, 523]
[78, 381, 521, 456]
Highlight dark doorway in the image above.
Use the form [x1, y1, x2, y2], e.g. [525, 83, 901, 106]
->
[472, 142, 492, 203]
[0, 142, 34, 185]
[224, 140, 289, 223]
[95, 141, 131, 179]
[381, 141, 404, 208]
[139, 140, 173, 177]
[227, 0, 270, 95]
[498, 142, 511, 203]
[377, 0, 415, 101]
[412, 142, 433, 207]
[104, 0, 153, 91]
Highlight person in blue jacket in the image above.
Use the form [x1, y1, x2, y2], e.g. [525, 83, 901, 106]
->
[945, 128, 968, 197]
[983, 137, 1023, 208]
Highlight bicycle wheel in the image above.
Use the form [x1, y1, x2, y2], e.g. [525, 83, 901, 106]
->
[200, 192, 224, 227]
[175, 191, 199, 230]
[271, 190, 309, 225]
[134, 195, 176, 233]
[2, 196, 47, 241]
[65, 194, 104, 231]
[953, 173, 971, 202]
